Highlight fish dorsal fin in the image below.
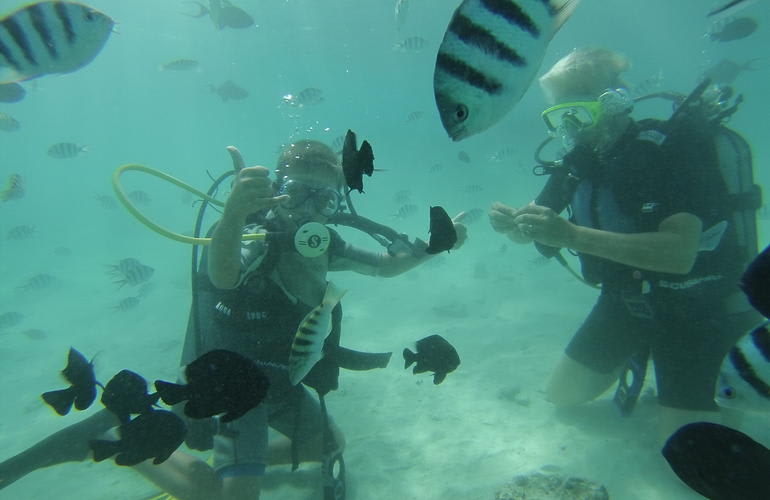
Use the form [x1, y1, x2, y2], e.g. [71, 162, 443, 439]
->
[549, 0, 581, 38]
[322, 281, 347, 307]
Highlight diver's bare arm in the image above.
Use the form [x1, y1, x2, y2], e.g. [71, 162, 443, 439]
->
[569, 212, 702, 275]
[208, 212, 247, 289]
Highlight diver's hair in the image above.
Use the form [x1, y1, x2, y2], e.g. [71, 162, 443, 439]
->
[539, 47, 630, 105]
[275, 140, 343, 189]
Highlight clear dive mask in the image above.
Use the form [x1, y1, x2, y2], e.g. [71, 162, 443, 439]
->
[541, 88, 633, 150]
[277, 178, 342, 217]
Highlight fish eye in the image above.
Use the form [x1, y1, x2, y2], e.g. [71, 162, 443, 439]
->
[455, 104, 468, 122]
[85, 10, 95, 21]
[721, 386, 736, 399]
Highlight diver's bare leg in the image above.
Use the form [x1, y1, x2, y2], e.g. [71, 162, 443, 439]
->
[133, 451, 222, 500]
[0, 409, 118, 490]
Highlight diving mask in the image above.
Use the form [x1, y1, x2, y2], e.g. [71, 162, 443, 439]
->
[541, 88, 633, 133]
[277, 178, 342, 216]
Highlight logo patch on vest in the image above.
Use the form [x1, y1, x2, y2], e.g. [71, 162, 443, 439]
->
[637, 129, 666, 146]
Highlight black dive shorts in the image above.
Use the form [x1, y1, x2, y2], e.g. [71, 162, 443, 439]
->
[565, 291, 758, 411]
[212, 365, 328, 477]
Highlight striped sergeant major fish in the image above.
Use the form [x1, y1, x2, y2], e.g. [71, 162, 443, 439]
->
[433, 0, 580, 141]
[0, 1, 114, 84]
[288, 281, 346, 386]
[717, 321, 770, 412]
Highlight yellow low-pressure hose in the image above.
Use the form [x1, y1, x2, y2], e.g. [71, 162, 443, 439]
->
[112, 163, 265, 245]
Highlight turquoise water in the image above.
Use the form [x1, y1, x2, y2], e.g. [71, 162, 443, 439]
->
[0, 0, 768, 498]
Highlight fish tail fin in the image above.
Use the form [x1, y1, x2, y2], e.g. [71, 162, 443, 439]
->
[89, 439, 120, 462]
[154, 380, 189, 406]
[322, 281, 347, 307]
[42, 387, 75, 416]
[403, 348, 416, 369]
[550, 0, 581, 35]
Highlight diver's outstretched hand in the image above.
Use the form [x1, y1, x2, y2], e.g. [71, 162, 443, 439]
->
[222, 146, 288, 220]
[489, 201, 532, 244]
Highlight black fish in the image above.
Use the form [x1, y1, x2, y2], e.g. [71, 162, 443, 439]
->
[0, 83, 25, 103]
[155, 349, 269, 423]
[90, 410, 187, 466]
[708, 17, 758, 42]
[42, 348, 99, 415]
[184, 0, 254, 30]
[425, 206, 457, 255]
[101, 370, 160, 424]
[740, 243, 770, 318]
[403, 334, 460, 385]
[210, 80, 249, 101]
[662, 422, 770, 500]
[341, 129, 375, 193]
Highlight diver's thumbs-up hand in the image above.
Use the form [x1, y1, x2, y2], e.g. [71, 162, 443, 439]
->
[223, 147, 288, 220]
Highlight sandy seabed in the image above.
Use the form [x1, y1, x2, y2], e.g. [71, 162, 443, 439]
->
[1, 220, 768, 500]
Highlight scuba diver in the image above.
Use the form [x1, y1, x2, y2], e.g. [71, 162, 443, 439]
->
[0, 139, 467, 500]
[488, 47, 762, 443]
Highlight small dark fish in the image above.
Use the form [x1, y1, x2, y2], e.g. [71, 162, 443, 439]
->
[662, 422, 770, 499]
[701, 57, 768, 85]
[463, 184, 483, 194]
[0, 112, 20, 132]
[113, 296, 141, 312]
[110, 260, 154, 288]
[101, 370, 160, 424]
[282, 87, 324, 107]
[740, 243, 770, 318]
[155, 349, 269, 423]
[394, 36, 427, 53]
[393, 189, 412, 203]
[0, 82, 25, 103]
[0, 311, 24, 330]
[210, 0, 254, 29]
[708, 17, 758, 42]
[426, 206, 457, 255]
[6, 225, 35, 240]
[128, 190, 151, 205]
[161, 59, 199, 71]
[210, 80, 249, 101]
[457, 151, 471, 164]
[41, 348, 99, 416]
[108, 258, 144, 277]
[21, 328, 47, 340]
[95, 193, 118, 210]
[0, 173, 24, 202]
[17, 273, 56, 292]
[406, 110, 424, 123]
[487, 146, 518, 163]
[90, 410, 187, 466]
[403, 334, 460, 384]
[393, 203, 418, 219]
[342, 129, 375, 193]
[54, 246, 72, 257]
[47, 142, 88, 159]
